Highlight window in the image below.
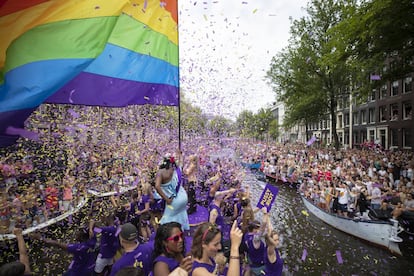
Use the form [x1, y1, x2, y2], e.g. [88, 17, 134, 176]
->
[338, 98, 344, 110]
[368, 89, 376, 101]
[369, 129, 375, 142]
[403, 102, 412, 120]
[352, 132, 357, 145]
[390, 129, 398, 147]
[338, 114, 343, 128]
[404, 76, 412, 93]
[361, 130, 367, 144]
[403, 128, 412, 148]
[379, 106, 387, 122]
[361, 109, 367, 124]
[390, 103, 399, 121]
[344, 113, 349, 127]
[380, 84, 387, 99]
[353, 112, 359, 125]
[369, 108, 375, 123]
[391, 81, 399, 96]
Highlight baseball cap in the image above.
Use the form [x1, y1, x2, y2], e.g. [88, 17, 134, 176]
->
[120, 223, 138, 241]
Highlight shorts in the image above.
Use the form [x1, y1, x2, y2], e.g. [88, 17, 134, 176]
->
[250, 265, 265, 276]
[94, 254, 114, 273]
[338, 203, 348, 212]
[62, 200, 73, 211]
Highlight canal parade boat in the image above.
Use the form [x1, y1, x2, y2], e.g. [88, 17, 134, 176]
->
[301, 194, 404, 256]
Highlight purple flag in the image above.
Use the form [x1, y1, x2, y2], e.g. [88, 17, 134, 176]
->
[370, 74, 381, 80]
[306, 136, 317, 146]
[257, 184, 279, 212]
[5, 126, 39, 141]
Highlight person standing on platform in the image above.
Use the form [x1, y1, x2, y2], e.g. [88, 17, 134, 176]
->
[184, 155, 199, 215]
[155, 152, 189, 231]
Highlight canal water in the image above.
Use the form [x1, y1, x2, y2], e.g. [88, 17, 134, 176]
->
[244, 171, 414, 276]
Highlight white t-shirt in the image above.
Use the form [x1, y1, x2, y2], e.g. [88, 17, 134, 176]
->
[371, 187, 382, 205]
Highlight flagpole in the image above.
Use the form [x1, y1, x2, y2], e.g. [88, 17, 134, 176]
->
[177, 0, 181, 151]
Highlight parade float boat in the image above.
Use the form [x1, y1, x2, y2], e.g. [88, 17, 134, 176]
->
[301, 194, 403, 256]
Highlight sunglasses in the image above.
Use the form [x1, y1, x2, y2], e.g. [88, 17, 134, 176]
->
[166, 232, 184, 242]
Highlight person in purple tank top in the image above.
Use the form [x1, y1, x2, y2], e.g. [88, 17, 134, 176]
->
[136, 183, 151, 242]
[93, 214, 120, 275]
[264, 230, 284, 276]
[30, 221, 97, 276]
[190, 221, 243, 276]
[260, 207, 283, 276]
[152, 222, 193, 276]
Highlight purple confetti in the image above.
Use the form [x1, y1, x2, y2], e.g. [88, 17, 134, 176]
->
[336, 250, 343, 264]
[301, 248, 307, 261]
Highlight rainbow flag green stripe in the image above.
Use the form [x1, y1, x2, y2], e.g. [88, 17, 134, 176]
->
[4, 14, 178, 73]
[108, 14, 178, 67]
[4, 17, 117, 73]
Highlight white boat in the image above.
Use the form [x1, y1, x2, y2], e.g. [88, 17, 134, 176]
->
[301, 195, 403, 256]
[0, 197, 88, 241]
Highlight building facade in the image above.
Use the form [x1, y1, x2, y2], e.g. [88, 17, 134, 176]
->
[272, 73, 413, 150]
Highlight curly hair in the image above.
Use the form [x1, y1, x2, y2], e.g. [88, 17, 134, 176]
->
[190, 222, 221, 259]
[159, 156, 176, 170]
[152, 222, 184, 260]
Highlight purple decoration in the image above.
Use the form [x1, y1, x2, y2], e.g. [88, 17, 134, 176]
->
[336, 250, 343, 264]
[256, 183, 279, 212]
[306, 136, 317, 146]
[5, 126, 39, 141]
[301, 248, 307, 261]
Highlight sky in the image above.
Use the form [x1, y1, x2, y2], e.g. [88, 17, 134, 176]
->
[178, 0, 309, 120]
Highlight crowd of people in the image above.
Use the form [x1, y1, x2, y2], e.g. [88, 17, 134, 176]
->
[0, 130, 286, 275]
[1, 106, 413, 275]
[259, 144, 414, 227]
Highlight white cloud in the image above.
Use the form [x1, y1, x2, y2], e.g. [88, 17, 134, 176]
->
[179, 0, 308, 119]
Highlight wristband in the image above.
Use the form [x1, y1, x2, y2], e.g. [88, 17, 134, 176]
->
[229, 256, 240, 260]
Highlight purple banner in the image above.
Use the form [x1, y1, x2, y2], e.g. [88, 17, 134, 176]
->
[370, 74, 381, 81]
[306, 136, 317, 146]
[257, 183, 279, 212]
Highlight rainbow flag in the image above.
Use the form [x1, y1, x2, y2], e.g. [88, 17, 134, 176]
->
[0, 0, 179, 147]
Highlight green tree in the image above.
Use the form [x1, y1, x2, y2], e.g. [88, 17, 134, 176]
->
[236, 110, 255, 137]
[267, 0, 356, 149]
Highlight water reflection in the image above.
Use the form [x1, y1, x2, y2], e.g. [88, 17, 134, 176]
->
[244, 172, 414, 276]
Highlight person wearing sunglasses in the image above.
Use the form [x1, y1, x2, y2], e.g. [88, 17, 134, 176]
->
[152, 222, 193, 276]
[190, 220, 243, 276]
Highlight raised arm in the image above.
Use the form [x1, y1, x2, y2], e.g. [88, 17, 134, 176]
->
[13, 228, 31, 275]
